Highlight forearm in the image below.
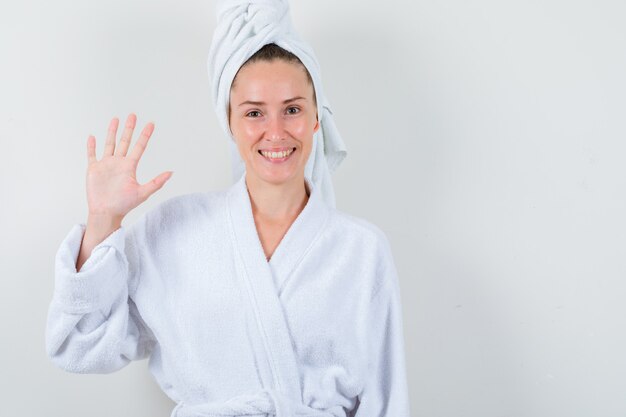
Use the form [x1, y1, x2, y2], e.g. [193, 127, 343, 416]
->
[77, 214, 123, 271]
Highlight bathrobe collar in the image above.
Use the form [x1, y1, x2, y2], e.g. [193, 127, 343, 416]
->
[225, 172, 330, 415]
[227, 172, 330, 292]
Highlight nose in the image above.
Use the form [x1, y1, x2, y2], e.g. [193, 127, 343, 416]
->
[265, 112, 286, 141]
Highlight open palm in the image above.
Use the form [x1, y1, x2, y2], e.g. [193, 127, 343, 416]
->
[86, 113, 173, 219]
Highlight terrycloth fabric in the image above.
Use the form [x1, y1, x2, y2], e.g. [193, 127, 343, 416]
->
[45, 173, 411, 416]
[207, 0, 347, 208]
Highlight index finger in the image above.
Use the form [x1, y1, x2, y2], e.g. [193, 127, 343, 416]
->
[127, 122, 155, 164]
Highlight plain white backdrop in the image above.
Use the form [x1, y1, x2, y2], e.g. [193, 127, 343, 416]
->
[1, 0, 625, 416]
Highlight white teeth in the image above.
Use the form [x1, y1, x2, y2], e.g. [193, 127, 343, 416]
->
[261, 148, 294, 159]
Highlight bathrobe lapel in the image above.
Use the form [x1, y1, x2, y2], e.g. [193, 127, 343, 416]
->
[226, 172, 330, 414]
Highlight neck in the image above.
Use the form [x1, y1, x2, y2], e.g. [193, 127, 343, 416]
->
[245, 173, 310, 223]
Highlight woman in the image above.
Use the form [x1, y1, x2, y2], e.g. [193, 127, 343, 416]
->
[45, 2, 410, 417]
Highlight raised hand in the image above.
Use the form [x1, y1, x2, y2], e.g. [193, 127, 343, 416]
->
[86, 113, 173, 221]
[76, 113, 173, 271]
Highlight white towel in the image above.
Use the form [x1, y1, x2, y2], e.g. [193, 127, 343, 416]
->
[207, 0, 347, 208]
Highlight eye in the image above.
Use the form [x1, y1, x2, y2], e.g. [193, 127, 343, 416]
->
[286, 106, 300, 114]
[246, 110, 261, 118]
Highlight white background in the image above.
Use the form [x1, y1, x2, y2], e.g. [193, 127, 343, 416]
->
[1, 0, 625, 416]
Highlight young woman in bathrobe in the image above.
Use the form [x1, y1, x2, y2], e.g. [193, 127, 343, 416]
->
[45, 43, 411, 417]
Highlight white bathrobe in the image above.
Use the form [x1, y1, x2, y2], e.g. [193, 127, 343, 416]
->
[45, 173, 411, 417]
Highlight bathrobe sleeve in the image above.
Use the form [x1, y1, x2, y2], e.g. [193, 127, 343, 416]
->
[45, 219, 155, 374]
[353, 236, 412, 417]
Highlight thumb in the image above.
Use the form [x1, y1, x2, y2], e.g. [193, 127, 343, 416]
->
[138, 171, 173, 202]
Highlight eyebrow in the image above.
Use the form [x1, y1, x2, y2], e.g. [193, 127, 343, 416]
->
[237, 96, 307, 107]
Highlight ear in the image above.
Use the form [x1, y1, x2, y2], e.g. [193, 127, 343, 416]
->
[313, 114, 320, 133]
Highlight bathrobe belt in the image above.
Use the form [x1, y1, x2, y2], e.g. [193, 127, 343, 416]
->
[171, 388, 337, 417]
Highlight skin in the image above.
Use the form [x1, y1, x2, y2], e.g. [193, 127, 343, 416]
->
[229, 59, 320, 260]
[76, 114, 172, 271]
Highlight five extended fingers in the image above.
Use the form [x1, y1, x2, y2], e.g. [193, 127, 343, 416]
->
[86, 114, 173, 197]
[88, 113, 156, 163]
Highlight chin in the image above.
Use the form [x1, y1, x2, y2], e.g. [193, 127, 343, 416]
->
[248, 165, 303, 186]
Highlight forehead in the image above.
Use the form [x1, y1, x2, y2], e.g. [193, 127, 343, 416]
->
[231, 60, 312, 98]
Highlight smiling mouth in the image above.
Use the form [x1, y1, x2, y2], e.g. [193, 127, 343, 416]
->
[258, 147, 297, 161]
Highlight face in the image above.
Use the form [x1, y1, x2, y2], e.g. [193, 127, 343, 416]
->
[229, 59, 319, 188]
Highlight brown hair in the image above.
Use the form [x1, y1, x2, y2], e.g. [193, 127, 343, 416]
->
[229, 43, 318, 119]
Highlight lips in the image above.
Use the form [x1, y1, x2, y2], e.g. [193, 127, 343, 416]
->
[258, 147, 297, 162]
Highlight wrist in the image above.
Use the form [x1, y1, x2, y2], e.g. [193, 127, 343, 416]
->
[86, 213, 123, 232]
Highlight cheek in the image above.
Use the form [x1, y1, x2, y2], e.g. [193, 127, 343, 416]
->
[241, 122, 260, 137]
[233, 122, 261, 144]
[290, 119, 316, 138]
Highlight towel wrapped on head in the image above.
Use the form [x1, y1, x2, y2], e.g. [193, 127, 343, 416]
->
[207, 0, 347, 208]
